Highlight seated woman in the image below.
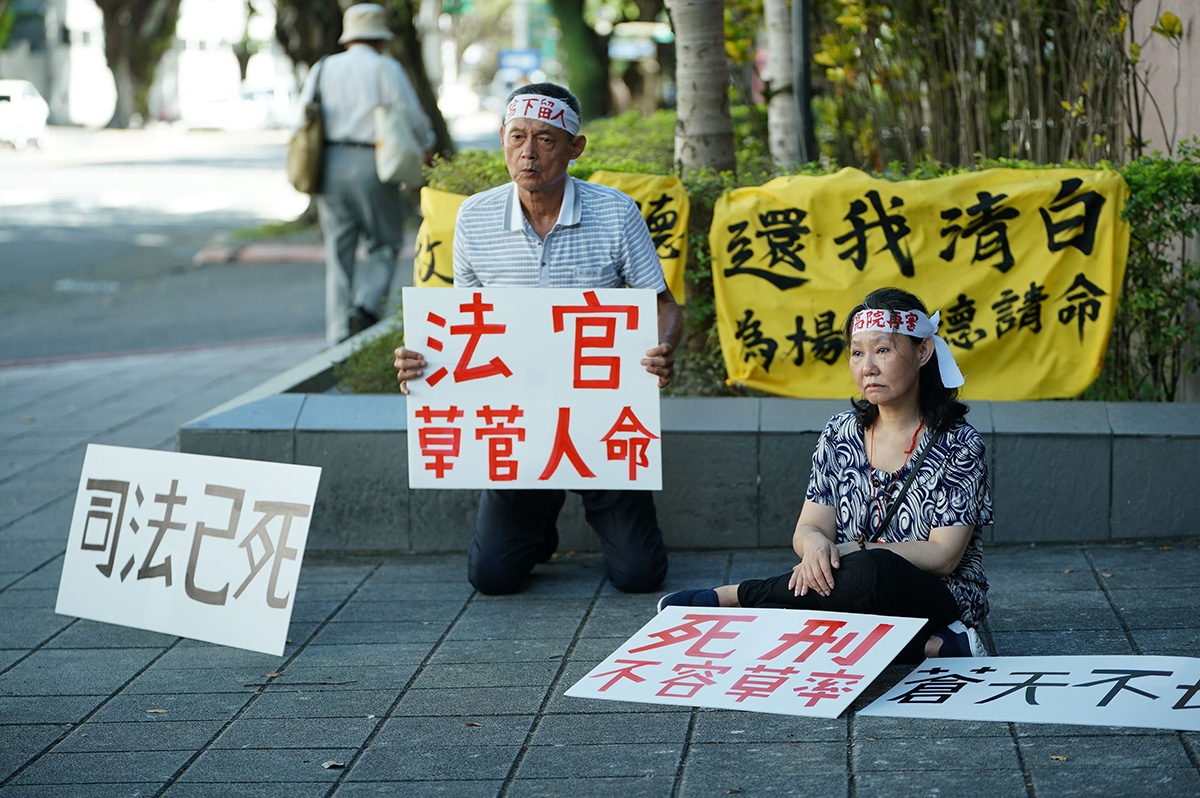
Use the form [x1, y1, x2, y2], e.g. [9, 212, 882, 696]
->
[660, 287, 991, 661]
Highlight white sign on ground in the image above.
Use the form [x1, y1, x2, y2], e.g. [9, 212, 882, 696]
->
[860, 655, 1200, 731]
[566, 606, 925, 718]
[56, 444, 321, 656]
[403, 287, 662, 490]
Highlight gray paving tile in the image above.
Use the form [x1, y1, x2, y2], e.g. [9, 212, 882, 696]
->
[0, 608, 74, 648]
[334, 780, 502, 797]
[990, 629, 1136, 656]
[1110, 587, 1200, 611]
[163, 784, 333, 798]
[346, 742, 521, 781]
[852, 715, 1011, 738]
[854, 769, 1029, 796]
[985, 608, 1122, 632]
[0, 723, 67, 780]
[150, 645, 289, 670]
[0, 647, 25, 670]
[394, 686, 548, 716]
[54, 720, 226, 752]
[122, 667, 268, 695]
[0, 694, 105, 723]
[212, 717, 381, 749]
[264, 665, 419, 692]
[987, 588, 1112, 612]
[11, 750, 195, 784]
[692, 709, 848, 743]
[1129, 627, 1200, 656]
[444, 614, 584, 641]
[352, 581, 471, 602]
[517, 743, 682, 779]
[375, 714, 535, 747]
[531, 712, 689, 745]
[43, 621, 179, 649]
[91, 692, 251, 722]
[411, 661, 560, 689]
[287, 642, 433, 668]
[309, 620, 450, 645]
[1013, 721, 1168, 737]
[679, 742, 847, 793]
[428, 637, 572, 664]
[0, 785, 164, 798]
[853, 735, 1021, 771]
[331, 599, 465, 623]
[239, 689, 398, 720]
[177, 748, 359, 782]
[0, 648, 162, 696]
[507, 777, 674, 798]
[1028, 767, 1200, 797]
[457, 598, 592, 620]
[1018, 733, 1192, 767]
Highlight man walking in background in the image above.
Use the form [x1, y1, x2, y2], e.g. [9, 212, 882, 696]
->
[297, 3, 433, 344]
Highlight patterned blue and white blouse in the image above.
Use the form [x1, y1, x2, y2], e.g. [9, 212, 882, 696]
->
[805, 410, 993, 626]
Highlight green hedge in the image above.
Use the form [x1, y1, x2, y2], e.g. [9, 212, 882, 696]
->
[336, 113, 1200, 402]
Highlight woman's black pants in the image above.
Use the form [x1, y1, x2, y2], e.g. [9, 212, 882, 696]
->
[736, 548, 961, 663]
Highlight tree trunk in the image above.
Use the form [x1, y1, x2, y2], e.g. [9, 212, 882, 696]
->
[665, 0, 734, 174]
[109, 51, 138, 128]
[763, 0, 799, 168]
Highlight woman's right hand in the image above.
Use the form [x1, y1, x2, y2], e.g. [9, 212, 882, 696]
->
[393, 347, 426, 395]
[788, 533, 841, 597]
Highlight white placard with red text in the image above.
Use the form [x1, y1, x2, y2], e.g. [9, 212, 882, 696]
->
[403, 287, 662, 489]
[860, 655, 1200, 731]
[565, 607, 926, 718]
[55, 444, 321, 656]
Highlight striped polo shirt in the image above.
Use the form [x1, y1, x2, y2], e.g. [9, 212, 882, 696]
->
[452, 177, 668, 292]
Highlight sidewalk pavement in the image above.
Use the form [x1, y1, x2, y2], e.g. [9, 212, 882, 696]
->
[2, 340, 1199, 797]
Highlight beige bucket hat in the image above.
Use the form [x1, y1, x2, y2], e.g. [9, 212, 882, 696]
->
[338, 4, 394, 44]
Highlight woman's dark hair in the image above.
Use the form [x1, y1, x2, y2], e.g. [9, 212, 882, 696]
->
[842, 286, 968, 433]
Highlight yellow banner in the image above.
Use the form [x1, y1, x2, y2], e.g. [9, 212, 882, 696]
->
[710, 167, 1130, 400]
[587, 171, 688, 304]
[413, 174, 688, 304]
[412, 187, 467, 288]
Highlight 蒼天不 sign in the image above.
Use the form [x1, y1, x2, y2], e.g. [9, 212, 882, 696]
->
[710, 167, 1130, 400]
[861, 655, 1200, 732]
[56, 445, 321, 656]
[403, 287, 662, 490]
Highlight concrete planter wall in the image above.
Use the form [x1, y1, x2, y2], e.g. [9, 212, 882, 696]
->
[179, 379, 1200, 552]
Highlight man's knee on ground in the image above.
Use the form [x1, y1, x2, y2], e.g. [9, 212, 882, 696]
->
[468, 563, 527, 595]
[607, 562, 667, 594]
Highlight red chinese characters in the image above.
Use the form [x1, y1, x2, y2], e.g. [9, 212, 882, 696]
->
[552, 290, 639, 389]
[415, 405, 465, 477]
[601, 406, 659, 480]
[424, 293, 513, 387]
[759, 619, 894, 666]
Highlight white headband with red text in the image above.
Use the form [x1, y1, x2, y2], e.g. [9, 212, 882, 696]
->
[852, 308, 965, 389]
[504, 95, 581, 136]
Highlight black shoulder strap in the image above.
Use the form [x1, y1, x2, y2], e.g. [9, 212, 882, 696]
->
[866, 428, 941, 543]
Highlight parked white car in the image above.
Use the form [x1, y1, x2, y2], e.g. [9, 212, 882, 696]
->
[0, 79, 50, 149]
